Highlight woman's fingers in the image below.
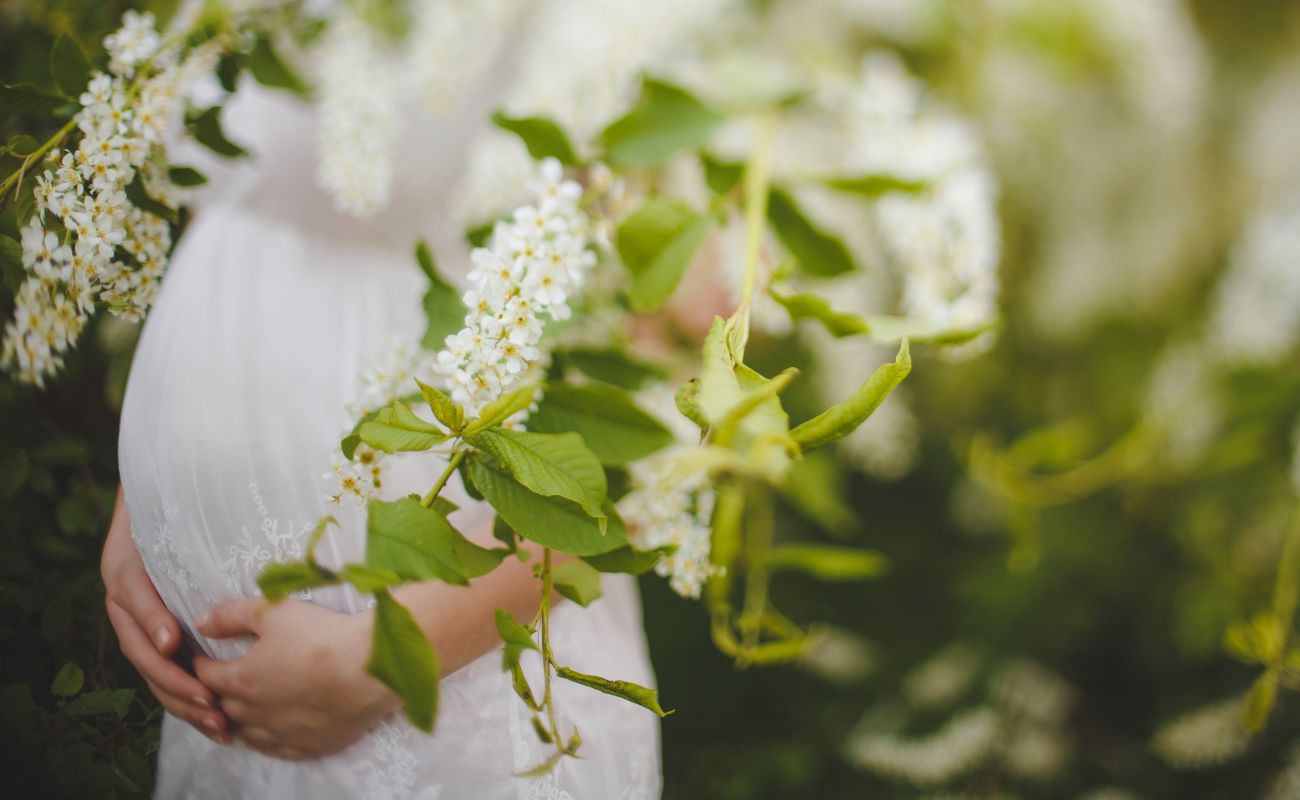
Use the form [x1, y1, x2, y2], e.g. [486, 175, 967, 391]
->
[217, 695, 263, 727]
[193, 653, 249, 700]
[144, 677, 230, 743]
[110, 565, 181, 656]
[196, 597, 267, 640]
[106, 599, 217, 707]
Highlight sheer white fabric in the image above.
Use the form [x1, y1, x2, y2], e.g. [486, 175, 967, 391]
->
[116, 71, 661, 799]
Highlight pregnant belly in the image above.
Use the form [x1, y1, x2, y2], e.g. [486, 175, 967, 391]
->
[117, 205, 431, 658]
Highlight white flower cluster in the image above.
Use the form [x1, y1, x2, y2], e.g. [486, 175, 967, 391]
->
[1151, 694, 1252, 769]
[314, 9, 398, 218]
[1207, 189, 1300, 367]
[2, 13, 215, 387]
[619, 445, 721, 599]
[434, 159, 595, 417]
[849, 53, 1001, 353]
[324, 442, 386, 507]
[845, 706, 999, 786]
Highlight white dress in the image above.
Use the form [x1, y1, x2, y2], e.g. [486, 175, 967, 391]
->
[115, 74, 662, 799]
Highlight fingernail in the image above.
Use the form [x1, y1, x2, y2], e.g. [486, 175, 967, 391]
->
[192, 695, 210, 708]
[155, 627, 171, 648]
[205, 718, 221, 734]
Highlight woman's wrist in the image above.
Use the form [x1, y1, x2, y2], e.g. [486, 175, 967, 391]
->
[337, 610, 403, 720]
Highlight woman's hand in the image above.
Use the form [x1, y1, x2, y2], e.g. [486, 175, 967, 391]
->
[193, 597, 400, 761]
[101, 488, 230, 743]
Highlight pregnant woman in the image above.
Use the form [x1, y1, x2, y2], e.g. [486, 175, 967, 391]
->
[96, 35, 662, 800]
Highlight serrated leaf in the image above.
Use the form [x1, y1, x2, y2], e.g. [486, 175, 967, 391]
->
[188, 106, 248, 158]
[341, 408, 381, 459]
[466, 458, 627, 555]
[359, 401, 446, 453]
[495, 608, 539, 670]
[531, 383, 673, 465]
[367, 591, 439, 732]
[467, 429, 606, 526]
[248, 35, 307, 95]
[555, 666, 671, 717]
[416, 378, 463, 431]
[767, 188, 854, 277]
[366, 497, 507, 585]
[553, 560, 603, 607]
[168, 166, 208, 187]
[0, 82, 68, 114]
[792, 340, 910, 450]
[582, 545, 673, 575]
[491, 111, 579, 165]
[616, 198, 712, 312]
[51, 663, 83, 698]
[463, 384, 537, 435]
[50, 35, 93, 98]
[601, 78, 723, 168]
[765, 543, 888, 581]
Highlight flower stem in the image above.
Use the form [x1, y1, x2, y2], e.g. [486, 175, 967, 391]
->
[420, 448, 466, 508]
[728, 113, 778, 352]
[0, 117, 77, 202]
[538, 547, 563, 752]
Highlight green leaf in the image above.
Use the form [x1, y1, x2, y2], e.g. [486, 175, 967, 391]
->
[341, 409, 381, 459]
[582, 545, 672, 575]
[1243, 671, 1278, 733]
[248, 35, 307, 95]
[494, 608, 538, 670]
[531, 383, 673, 465]
[770, 286, 995, 345]
[674, 378, 709, 432]
[187, 106, 249, 158]
[416, 378, 463, 432]
[765, 543, 888, 581]
[367, 591, 439, 732]
[781, 450, 857, 537]
[697, 319, 795, 471]
[616, 198, 712, 312]
[65, 688, 134, 718]
[552, 560, 603, 607]
[516, 750, 563, 778]
[124, 174, 178, 224]
[51, 663, 83, 698]
[466, 458, 628, 555]
[257, 561, 337, 601]
[560, 348, 666, 391]
[490, 111, 580, 166]
[216, 53, 242, 92]
[0, 82, 68, 114]
[713, 367, 799, 446]
[359, 401, 446, 453]
[826, 174, 928, 196]
[366, 497, 507, 585]
[701, 153, 743, 195]
[168, 166, 208, 187]
[466, 429, 607, 526]
[50, 35, 93, 98]
[341, 563, 402, 593]
[767, 188, 854, 277]
[304, 515, 337, 567]
[416, 239, 466, 351]
[492, 514, 518, 553]
[769, 287, 868, 337]
[463, 384, 537, 435]
[555, 666, 671, 716]
[601, 78, 723, 168]
[791, 340, 911, 450]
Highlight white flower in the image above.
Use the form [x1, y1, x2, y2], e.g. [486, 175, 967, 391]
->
[432, 158, 596, 418]
[104, 11, 162, 76]
[1151, 695, 1251, 769]
[619, 444, 721, 599]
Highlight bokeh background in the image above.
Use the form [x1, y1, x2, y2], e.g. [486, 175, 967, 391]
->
[4, 1, 1300, 798]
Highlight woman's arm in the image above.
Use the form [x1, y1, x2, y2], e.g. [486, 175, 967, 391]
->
[191, 527, 562, 760]
[101, 487, 231, 743]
